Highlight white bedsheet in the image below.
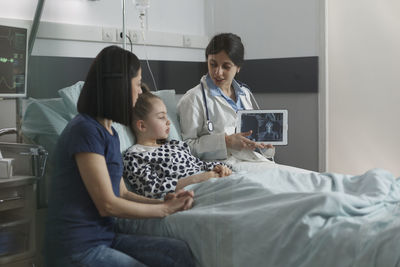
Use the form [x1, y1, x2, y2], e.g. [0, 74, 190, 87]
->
[117, 166, 400, 267]
[226, 155, 314, 174]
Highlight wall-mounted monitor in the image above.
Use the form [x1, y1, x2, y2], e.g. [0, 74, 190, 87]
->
[0, 24, 28, 98]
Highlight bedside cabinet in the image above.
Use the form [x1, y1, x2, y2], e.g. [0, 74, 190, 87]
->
[0, 142, 48, 267]
[0, 176, 37, 267]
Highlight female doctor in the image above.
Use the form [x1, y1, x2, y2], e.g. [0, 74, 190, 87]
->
[177, 33, 274, 160]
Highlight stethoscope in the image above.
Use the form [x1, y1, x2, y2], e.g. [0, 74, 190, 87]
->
[200, 81, 214, 132]
[200, 79, 261, 133]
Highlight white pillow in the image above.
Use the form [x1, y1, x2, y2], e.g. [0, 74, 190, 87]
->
[111, 122, 136, 153]
[57, 82, 182, 152]
[152, 90, 182, 141]
[22, 98, 70, 154]
[58, 81, 85, 116]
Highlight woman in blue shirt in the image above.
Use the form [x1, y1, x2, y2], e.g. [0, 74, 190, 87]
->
[45, 46, 195, 267]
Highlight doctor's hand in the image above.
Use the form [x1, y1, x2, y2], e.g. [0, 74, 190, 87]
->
[225, 131, 265, 151]
[260, 143, 274, 149]
[212, 165, 232, 177]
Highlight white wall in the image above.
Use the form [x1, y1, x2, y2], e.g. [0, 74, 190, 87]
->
[203, 0, 321, 170]
[327, 0, 400, 176]
[0, 0, 205, 35]
[205, 0, 320, 59]
[0, 0, 206, 60]
[0, 0, 207, 141]
[1, 1, 322, 170]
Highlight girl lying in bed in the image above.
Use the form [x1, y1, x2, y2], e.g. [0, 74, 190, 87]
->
[123, 89, 232, 199]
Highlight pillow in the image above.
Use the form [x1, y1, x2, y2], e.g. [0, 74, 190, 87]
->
[22, 98, 70, 154]
[58, 81, 85, 117]
[152, 90, 182, 141]
[57, 82, 182, 151]
[112, 122, 136, 153]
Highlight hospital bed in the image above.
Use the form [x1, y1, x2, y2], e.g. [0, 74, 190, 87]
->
[22, 82, 400, 267]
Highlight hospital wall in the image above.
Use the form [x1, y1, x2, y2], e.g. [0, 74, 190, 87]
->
[0, 0, 206, 140]
[205, 0, 321, 171]
[0, 3, 207, 265]
[0, 0, 321, 171]
[0, 0, 207, 60]
[326, 0, 400, 176]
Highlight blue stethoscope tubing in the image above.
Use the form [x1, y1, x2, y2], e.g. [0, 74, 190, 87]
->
[200, 80, 260, 133]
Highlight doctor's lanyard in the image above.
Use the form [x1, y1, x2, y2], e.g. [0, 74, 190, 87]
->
[200, 81, 214, 132]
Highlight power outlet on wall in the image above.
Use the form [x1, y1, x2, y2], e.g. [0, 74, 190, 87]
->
[102, 27, 115, 42]
[183, 35, 191, 47]
[129, 30, 140, 43]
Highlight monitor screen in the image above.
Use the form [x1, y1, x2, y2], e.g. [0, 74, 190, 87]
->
[0, 25, 28, 98]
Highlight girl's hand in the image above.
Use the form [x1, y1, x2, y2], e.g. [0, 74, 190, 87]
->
[205, 171, 219, 179]
[164, 190, 194, 210]
[212, 165, 232, 177]
[164, 189, 194, 201]
[225, 131, 265, 150]
[163, 194, 194, 215]
[175, 189, 195, 199]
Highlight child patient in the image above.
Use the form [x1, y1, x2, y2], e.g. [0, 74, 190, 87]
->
[123, 89, 232, 199]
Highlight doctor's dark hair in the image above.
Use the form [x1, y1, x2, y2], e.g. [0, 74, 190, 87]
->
[205, 33, 244, 67]
[77, 45, 141, 126]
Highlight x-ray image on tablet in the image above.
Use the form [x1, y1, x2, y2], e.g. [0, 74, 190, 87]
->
[236, 110, 288, 145]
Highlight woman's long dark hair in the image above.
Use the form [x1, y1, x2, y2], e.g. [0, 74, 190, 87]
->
[77, 45, 141, 126]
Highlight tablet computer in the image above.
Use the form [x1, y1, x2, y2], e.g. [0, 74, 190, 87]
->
[236, 110, 288, 145]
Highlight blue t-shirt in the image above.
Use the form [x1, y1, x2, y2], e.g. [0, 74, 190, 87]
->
[45, 114, 123, 258]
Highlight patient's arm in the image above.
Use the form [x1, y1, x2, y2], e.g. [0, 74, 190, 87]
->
[175, 171, 218, 191]
[212, 165, 232, 177]
[76, 152, 193, 218]
[120, 181, 194, 206]
[119, 180, 162, 204]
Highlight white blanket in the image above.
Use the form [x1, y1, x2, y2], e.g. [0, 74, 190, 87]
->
[117, 166, 400, 267]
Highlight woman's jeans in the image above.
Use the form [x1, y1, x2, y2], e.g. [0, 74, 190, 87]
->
[49, 233, 195, 267]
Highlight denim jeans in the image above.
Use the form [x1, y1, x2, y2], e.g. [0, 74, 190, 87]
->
[48, 233, 195, 267]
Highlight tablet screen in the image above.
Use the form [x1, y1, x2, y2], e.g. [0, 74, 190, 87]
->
[237, 110, 288, 145]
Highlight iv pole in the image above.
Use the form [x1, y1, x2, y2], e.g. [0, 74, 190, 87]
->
[122, 0, 127, 50]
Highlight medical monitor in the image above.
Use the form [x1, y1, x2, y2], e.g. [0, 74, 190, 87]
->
[236, 109, 288, 145]
[0, 24, 28, 98]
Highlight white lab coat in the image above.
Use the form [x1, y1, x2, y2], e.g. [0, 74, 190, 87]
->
[178, 75, 259, 160]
